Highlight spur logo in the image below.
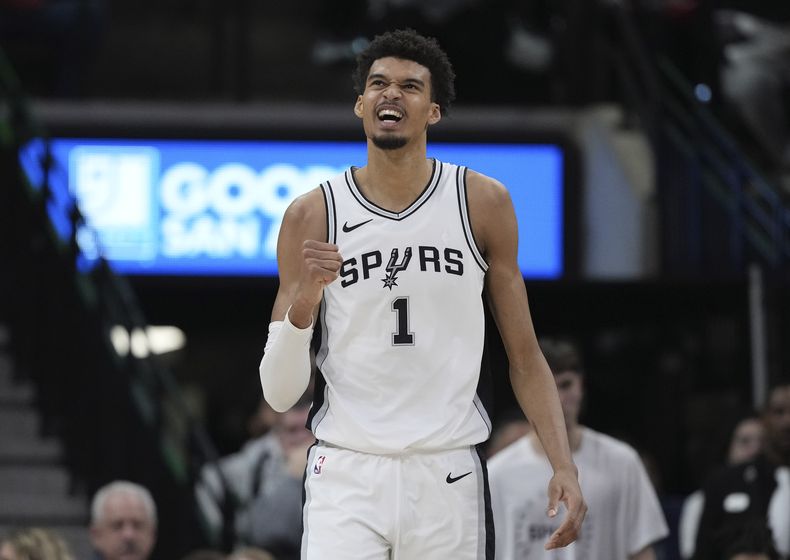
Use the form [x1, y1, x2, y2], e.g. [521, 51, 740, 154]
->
[339, 245, 464, 289]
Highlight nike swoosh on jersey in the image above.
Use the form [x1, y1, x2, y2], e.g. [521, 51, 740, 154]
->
[342, 219, 373, 233]
[446, 471, 473, 484]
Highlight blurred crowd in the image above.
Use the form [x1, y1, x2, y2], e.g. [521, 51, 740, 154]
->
[4, 337, 788, 560]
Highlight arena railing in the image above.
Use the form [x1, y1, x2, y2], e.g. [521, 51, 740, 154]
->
[0, 46, 239, 556]
[598, 0, 789, 393]
[600, 0, 790, 278]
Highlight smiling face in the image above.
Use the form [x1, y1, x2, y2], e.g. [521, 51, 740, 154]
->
[354, 56, 441, 151]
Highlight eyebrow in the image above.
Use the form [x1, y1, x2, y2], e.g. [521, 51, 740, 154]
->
[367, 74, 425, 87]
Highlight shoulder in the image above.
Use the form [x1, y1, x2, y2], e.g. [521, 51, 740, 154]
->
[463, 169, 515, 257]
[465, 168, 511, 210]
[285, 186, 326, 220]
[281, 186, 327, 239]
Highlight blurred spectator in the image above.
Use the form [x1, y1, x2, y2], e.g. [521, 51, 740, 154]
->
[245, 397, 314, 560]
[715, 8, 790, 176]
[196, 394, 314, 558]
[245, 397, 279, 440]
[488, 337, 668, 559]
[0, 527, 75, 560]
[89, 480, 157, 560]
[486, 407, 531, 459]
[226, 547, 275, 560]
[693, 382, 790, 560]
[679, 413, 765, 559]
[728, 416, 767, 464]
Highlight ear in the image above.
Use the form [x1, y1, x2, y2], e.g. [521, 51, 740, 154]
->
[354, 97, 364, 118]
[427, 103, 441, 125]
[89, 525, 101, 547]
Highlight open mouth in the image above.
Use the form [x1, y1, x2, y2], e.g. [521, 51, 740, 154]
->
[377, 108, 404, 123]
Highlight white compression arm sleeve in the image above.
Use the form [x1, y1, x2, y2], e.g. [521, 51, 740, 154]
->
[258, 309, 313, 412]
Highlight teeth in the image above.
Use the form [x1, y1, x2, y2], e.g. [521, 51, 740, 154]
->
[377, 109, 403, 120]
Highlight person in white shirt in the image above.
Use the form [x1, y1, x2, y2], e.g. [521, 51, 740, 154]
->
[489, 338, 668, 560]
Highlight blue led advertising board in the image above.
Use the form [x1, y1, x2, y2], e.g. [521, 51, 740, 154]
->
[20, 139, 564, 279]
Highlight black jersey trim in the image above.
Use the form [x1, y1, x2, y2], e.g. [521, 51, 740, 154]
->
[344, 159, 442, 221]
[320, 181, 337, 244]
[456, 166, 488, 272]
[315, 299, 330, 372]
[301, 442, 318, 553]
[475, 308, 493, 438]
[309, 301, 331, 433]
[473, 446, 496, 560]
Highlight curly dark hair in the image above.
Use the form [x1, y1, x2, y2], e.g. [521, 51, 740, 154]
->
[352, 28, 456, 116]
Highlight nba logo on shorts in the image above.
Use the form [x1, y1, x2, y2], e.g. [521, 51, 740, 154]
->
[313, 455, 327, 475]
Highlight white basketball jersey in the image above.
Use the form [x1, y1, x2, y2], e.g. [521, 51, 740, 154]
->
[309, 159, 491, 454]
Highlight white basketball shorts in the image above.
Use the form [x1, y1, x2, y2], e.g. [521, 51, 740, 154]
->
[301, 441, 494, 559]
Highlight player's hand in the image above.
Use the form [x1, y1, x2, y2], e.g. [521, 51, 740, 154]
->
[544, 466, 587, 550]
[293, 239, 343, 315]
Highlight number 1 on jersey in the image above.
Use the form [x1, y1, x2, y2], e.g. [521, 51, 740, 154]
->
[391, 297, 415, 346]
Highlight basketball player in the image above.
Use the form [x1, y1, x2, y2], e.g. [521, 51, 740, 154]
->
[259, 28, 586, 559]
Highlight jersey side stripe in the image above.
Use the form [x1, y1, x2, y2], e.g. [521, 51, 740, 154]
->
[309, 384, 330, 434]
[306, 368, 327, 431]
[315, 299, 330, 373]
[320, 181, 337, 244]
[473, 394, 492, 435]
[310, 301, 331, 433]
[456, 166, 488, 272]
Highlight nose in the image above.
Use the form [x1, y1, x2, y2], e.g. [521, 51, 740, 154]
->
[382, 82, 402, 100]
[121, 523, 138, 540]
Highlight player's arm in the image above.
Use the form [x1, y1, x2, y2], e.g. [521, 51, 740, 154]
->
[259, 188, 342, 411]
[467, 170, 586, 549]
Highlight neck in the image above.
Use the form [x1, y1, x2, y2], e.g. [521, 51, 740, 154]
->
[764, 445, 790, 466]
[355, 143, 433, 211]
[567, 424, 583, 451]
[529, 423, 584, 455]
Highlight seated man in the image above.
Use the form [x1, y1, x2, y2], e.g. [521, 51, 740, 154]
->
[195, 394, 313, 556]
